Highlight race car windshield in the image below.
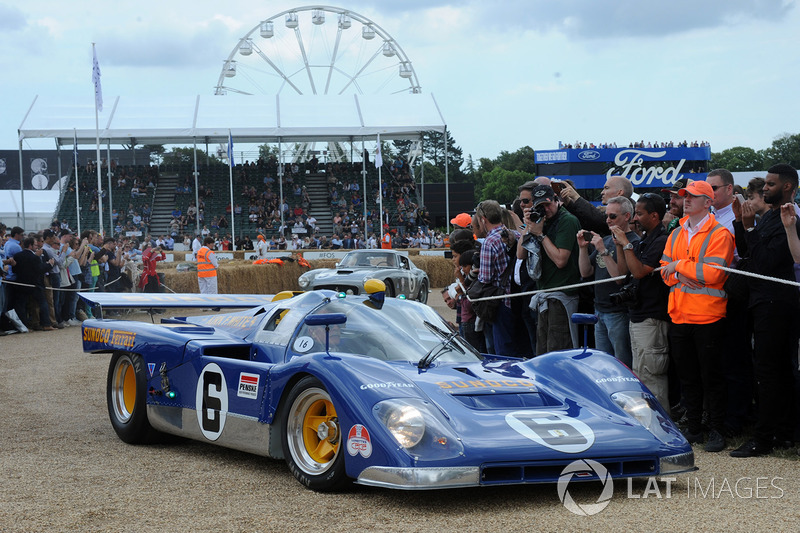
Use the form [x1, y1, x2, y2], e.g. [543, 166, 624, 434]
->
[292, 299, 482, 364]
[338, 252, 397, 268]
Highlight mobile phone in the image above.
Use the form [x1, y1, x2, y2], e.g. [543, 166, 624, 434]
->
[551, 180, 565, 193]
[735, 193, 745, 204]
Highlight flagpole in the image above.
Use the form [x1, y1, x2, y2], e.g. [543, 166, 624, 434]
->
[74, 129, 81, 237]
[377, 133, 384, 247]
[227, 130, 236, 251]
[92, 43, 104, 236]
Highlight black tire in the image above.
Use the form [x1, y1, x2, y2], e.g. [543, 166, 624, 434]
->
[384, 280, 395, 298]
[280, 376, 349, 492]
[417, 279, 429, 304]
[106, 352, 160, 444]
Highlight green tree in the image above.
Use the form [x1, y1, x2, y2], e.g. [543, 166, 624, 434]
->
[710, 146, 763, 171]
[478, 168, 535, 204]
[473, 146, 537, 202]
[391, 130, 465, 183]
[761, 133, 800, 169]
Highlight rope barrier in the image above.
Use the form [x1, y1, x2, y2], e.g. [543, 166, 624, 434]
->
[465, 263, 800, 303]
[0, 276, 122, 292]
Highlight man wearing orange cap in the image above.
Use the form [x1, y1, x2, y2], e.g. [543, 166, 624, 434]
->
[255, 234, 269, 260]
[660, 180, 734, 453]
[450, 213, 474, 229]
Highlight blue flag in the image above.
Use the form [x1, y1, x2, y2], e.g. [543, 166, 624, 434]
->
[227, 131, 233, 165]
[73, 131, 79, 167]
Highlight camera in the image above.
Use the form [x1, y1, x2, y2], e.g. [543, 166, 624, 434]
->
[582, 231, 593, 242]
[609, 283, 639, 306]
[530, 205, 547, 224]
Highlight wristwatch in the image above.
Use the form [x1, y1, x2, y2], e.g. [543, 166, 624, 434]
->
[599, 249, 612, 257]
[534, 233, 545, 243]
[745, 226, 756, 233]
[623, 243, 634, 251]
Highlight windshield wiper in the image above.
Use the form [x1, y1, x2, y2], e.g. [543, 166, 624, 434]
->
[418, 321, 464, 369]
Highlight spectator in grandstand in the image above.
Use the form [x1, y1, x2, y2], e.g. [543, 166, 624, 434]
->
[558, 175, 633, 235]
[730, 164, 800, 457]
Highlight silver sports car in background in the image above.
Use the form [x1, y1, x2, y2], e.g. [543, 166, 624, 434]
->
[298, 250, 430, 303]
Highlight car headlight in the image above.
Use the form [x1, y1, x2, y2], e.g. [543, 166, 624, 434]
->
[382, 404, 425, 448]
[362, 275, 374, 284]
[298, 276, 310, 288]
[373, 398, 463, 460]
[611, 391, 684, 446]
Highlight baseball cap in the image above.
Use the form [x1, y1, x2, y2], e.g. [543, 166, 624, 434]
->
[450, 212, 473, 228]
[661, 178, 693, 195]
[678, 180, 715, 200]
[531, 185, 556, 208]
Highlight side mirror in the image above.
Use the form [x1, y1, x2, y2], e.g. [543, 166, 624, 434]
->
[304, 313, 347, 326]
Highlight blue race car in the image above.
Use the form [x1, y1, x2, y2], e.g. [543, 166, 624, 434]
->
[80, 284, 695, 491]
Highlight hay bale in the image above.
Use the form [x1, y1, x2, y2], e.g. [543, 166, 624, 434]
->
[158, 256, 456, 294]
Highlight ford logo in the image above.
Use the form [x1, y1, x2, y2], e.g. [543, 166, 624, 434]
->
[578, 150, 601, 161]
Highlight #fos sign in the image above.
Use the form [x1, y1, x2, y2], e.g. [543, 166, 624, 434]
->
[607, 149, 686, 186]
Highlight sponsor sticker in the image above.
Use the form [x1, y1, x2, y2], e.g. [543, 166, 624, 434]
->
[347, 424, 373, 458]
[148, 363, 155, 377]
[82, 327, 136, 348]
[237, 372, 260, 399]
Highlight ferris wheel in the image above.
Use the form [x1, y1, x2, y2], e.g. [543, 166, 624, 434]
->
[214, 6, 421, 96]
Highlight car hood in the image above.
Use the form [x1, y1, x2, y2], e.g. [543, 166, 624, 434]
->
[363, 356, 688, 460]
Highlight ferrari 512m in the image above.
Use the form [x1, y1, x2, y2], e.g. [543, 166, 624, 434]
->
[80, 284, 695, 491]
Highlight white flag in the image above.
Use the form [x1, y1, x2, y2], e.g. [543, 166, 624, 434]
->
[93, 46, 103, 112]
[375, 141, 383, 169]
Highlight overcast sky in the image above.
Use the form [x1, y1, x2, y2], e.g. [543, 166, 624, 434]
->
[2, 0, 799, 163]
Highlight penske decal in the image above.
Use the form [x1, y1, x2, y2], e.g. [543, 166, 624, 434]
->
[83, 327, 136, 348]
[237, 372, 260, 399]
[436, 379, 536, 390]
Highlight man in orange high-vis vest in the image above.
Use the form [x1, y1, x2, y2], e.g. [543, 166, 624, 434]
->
[196, 237, 219, 294]
[660, 180, 734, 454]
[381, 232, 392, 249]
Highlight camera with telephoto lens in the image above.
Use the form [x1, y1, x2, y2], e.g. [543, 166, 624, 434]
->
[609, 283, 639, 306]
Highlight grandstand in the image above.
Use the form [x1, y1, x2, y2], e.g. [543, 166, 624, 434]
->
[53, 156, 424, 245]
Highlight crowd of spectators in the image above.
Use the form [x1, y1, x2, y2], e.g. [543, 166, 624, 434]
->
[446, 165, 800, 459]
[559, 140, 710, 149]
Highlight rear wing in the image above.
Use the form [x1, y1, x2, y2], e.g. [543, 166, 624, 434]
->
[80, 293, 271, 315]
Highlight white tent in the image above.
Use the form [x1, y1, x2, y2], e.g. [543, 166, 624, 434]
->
[18, 93, 447, 146]
[15, 93, 450, 236]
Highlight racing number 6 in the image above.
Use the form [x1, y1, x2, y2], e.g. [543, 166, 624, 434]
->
[505, 411, 595, 454]
[196, 363, 228, 441]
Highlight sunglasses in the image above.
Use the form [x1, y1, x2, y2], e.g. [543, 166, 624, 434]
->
[520, 198, 532, 204]
[606, 213, 618, 220]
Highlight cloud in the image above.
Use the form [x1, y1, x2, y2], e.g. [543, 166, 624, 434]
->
[477, 0, 795, 39]
[96, 18, 237, 68]
[0, 3, 26, 31]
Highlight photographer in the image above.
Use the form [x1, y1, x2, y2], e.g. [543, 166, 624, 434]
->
[577, 196, 639, 367]
[612, 193, 671, 415]
[524, 185, 581, 355]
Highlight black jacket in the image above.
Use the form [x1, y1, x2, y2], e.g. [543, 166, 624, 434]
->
[12, 249, 51, 288]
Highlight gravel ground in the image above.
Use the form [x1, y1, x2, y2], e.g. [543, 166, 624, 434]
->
[1, 294, 798, 532]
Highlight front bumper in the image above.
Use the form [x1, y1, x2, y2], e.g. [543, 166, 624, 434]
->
[355, 451, 695, 490]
